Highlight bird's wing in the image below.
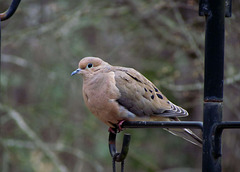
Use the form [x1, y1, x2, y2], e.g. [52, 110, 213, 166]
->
[113, 67, 188, 118]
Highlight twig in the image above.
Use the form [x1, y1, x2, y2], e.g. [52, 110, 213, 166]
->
[224, 96, 240, 121]
[160, 72, 240, 92]
[2, 7, 87, 46]
[1, 138, 104, 172]
[0, 104, 68, 172]
[121, 0, 182, 45]
[225, 72, 240, 85]
[2, 54, 29, 67]
[171, 2, 203, 59]
[2, 151, 9, 172]
[162, 167, 201, 172]
[161, 82, 203, 92]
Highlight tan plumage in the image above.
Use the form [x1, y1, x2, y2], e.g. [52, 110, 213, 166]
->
[71, 57, 202, 146]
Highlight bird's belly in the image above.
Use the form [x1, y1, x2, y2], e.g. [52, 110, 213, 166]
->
[84, 91, 122, 127]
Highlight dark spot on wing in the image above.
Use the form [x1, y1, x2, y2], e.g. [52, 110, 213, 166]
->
[167, 101, 170, 104]
[157, 94, 163, 99]
[151, 95, 154, 99]
[115, 83, 146, 117]
[126, 72, 142, 83]
[144, 88, 147, 92]
[149, 89, 153, 93]
[154, 87, 159, 92]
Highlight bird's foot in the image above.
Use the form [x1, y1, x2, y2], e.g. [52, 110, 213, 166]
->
[108, 120, 126, 134]
[117, 120, 125, 132]
[108, 127, 117, 134]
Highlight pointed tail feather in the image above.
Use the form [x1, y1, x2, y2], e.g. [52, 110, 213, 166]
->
[165, 128, 202, 147]
[163, 117, 203, 147]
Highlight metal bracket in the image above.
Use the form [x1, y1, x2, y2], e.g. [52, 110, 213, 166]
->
[199, 0, 232, 17]
[108, 121, 204, 159]
[108, 121, 202, 171]
[213, 122, 240, 158]
[109, 129, 131, 172]
[108, 121, 203, 160]
[109, 130, 131, 162]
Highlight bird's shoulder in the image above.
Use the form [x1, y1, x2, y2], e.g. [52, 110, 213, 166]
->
[109, 66, 176, 116]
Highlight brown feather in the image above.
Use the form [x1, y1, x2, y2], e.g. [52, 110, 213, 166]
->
[72, 57, 202, 146]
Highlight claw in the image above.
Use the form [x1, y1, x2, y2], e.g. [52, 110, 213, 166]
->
[117, 120, 125, 132]
[108, 120, 126, 133]
[108, 127, 117, 134]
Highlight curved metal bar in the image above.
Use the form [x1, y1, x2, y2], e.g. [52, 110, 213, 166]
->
[109, 130, 117, 158]
[109, 121, 202, 163]
[0, 0, 21, 21]
[213, 121, 240, 158]
[109, 130, 131, 162]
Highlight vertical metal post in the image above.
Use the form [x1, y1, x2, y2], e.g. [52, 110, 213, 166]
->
[202, 0, 225, 171]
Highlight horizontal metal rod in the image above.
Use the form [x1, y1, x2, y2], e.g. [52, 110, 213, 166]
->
[121, 121, 203, 130]
[215, 121, 240, 130]
[213, 121, 240, 158]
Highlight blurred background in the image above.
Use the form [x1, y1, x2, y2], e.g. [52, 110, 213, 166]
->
[0, 0, 240, 172]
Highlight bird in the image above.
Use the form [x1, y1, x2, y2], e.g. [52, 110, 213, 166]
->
[71, 57, 202, 147]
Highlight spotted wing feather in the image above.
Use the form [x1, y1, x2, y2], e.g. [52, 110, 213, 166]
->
[113, 67, 188, 118]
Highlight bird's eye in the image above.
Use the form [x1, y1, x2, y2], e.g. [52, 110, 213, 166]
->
[87, 63, 93, 68]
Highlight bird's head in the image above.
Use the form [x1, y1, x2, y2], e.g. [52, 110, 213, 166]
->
[71, 57, 108, 77]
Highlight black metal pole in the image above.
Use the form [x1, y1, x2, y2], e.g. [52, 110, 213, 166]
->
[202, 0, 225, 171]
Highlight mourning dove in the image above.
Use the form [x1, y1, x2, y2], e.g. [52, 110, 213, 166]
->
[71, 57, 202, 146]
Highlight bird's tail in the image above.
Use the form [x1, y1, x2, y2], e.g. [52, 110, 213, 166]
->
[165, 118, 203, 147]
[165, 128, 202, 147]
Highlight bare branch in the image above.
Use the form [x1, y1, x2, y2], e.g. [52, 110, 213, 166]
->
[0, 104, 68, 172]
[1, 138, 104, 172]
[160, 72, 240, 92]
[2, 54, 29, 68]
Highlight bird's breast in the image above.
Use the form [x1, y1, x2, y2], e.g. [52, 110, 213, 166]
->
[82, 72, 122, 126]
